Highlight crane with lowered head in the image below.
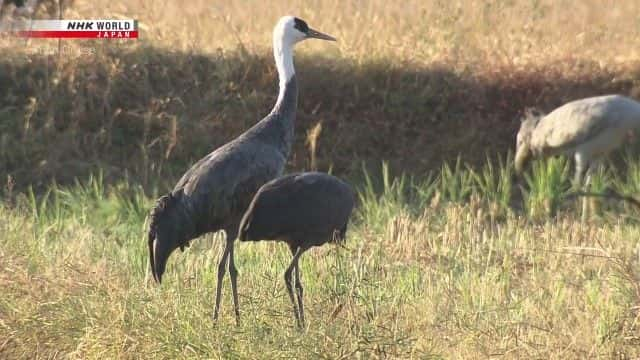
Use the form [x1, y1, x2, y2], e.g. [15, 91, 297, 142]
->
[147, 16, 336, 324]
[515, 94, 640, 218]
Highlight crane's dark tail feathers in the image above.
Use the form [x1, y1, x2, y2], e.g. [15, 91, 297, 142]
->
[148, 193, 177, 283]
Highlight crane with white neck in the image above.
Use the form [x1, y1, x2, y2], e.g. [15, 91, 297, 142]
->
[147, 16, 336, 324]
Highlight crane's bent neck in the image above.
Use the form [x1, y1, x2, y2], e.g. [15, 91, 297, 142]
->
[273, 37, 296, 110]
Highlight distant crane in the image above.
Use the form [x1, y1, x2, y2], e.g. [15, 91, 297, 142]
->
[238, 172, 355, 328]
[148, 16, 336, 324]
[514, 94, 640, 217]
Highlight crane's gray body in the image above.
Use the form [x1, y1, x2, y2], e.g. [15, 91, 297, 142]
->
[516, 94, 640, 182]
[148, 76, 297, 280]
[171, 77, 297, 241]
[529, 95, 640, 159]
[237, 171, 354, 328]
[239, 172, 355, 248]
[515, 94, 640, 221]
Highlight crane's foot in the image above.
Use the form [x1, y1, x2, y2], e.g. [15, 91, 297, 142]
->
[292, 311, 305, 331]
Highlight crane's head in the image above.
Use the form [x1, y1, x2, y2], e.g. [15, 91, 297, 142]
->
[274, 16, 336, 46]
[515, 108, 543, 175]
[148, 193, 185, 284]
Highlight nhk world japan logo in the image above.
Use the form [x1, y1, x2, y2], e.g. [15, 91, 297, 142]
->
[1, 19, 138, 39]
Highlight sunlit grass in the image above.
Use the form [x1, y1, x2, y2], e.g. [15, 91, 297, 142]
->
[2, 0, 640, 357]
[8, 0, 639, 66]
[523, 157, 571, 219]
[2, 159, 640, 357]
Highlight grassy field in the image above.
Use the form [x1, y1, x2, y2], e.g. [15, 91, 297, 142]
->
[2, 0, 640, 358]
[2, 159, 640, 358]
[2, 0, 640, 190]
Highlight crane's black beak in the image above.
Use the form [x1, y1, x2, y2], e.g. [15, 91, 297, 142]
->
[307, 28, 336, 41]
[149, 237, 169, 284]
[148, 233, 159, 283]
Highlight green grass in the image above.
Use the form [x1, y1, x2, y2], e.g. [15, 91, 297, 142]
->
[1, 159, 640, 358]
[2, 1, 640, 356]
[523, 157, 571, 220]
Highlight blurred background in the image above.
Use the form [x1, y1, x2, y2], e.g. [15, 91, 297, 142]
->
[2, 0, 640, 193]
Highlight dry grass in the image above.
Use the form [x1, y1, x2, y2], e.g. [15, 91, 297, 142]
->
[2, 0, 640, 190]
[1, 172, 639, 357]
[2, 2, 640, 357]
[53, 0, 640, 65]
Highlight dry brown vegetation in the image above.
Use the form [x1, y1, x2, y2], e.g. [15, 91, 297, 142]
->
[1, 170, 640, 357]
[2, 0, 640, 190]
[2, 1, 640, 358]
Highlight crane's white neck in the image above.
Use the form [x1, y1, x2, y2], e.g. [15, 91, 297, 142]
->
[273, 36, 295, 91]
[270, 16, 303, 114]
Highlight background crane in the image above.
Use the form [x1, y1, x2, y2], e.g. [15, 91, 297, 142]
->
[514, 94, 640, 218]
[147, 16, 336, 324]
[238, 172, 355, 329]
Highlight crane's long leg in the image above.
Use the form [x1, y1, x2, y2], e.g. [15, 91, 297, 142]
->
[228, 241, 240, 325]
[574, 152, 589, 188]
[294, 258, 305, 328]
[581, 159, 602, 222]
[574, 152, 591, 222]
[213, 238, 232, 322]
[284, 246, 305, 328]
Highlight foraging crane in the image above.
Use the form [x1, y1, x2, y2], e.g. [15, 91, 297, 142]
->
[238, 172, 355, 328]
[515, 95, 640, 184]
[514, 94, 640, 218]
[148, 16, 336, 324]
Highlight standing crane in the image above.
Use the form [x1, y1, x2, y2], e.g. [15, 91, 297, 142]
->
[514, 94, 640, 217]
[147, 16, 336, 324]
[238, 172, 355, 328]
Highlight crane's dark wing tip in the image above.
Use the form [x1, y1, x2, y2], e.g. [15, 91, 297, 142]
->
[237, 212, 252, 242]
[238, 192, 259, 242]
